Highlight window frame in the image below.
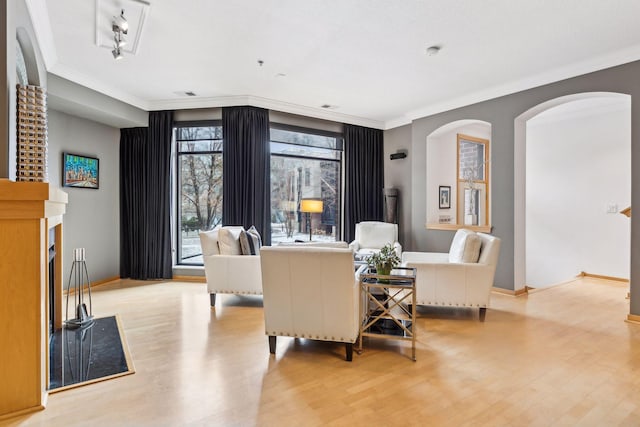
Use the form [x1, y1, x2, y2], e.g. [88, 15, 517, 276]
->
[269, 123, 344, 242]
[174, 120, 223, 266]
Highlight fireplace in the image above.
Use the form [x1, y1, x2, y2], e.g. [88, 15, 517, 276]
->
[48, 227, 56, 337]
[0, 180, 67, 419]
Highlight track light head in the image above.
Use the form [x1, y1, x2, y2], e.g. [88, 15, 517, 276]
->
[112, 47, 124, 60]
[112, 9, 128, 34]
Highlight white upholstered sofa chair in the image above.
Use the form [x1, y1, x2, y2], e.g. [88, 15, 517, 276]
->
[260, 246, 360, 361]
[199, 226, 262, 306]
[349, 221, 402, 260]
[401, 229, 501, 321]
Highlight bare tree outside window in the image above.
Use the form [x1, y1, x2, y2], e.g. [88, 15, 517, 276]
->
[176, 124, 223, 264]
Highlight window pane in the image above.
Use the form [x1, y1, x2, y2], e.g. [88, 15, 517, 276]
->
[271, 141, 340, 160]
[271, 128, 341, 150]
[270, 155, 340, 244]
[176, 124, 223, 265]
[178, 140, 222, 153]
[176, 126, 222, 142]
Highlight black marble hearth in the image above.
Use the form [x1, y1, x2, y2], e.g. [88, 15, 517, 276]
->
[49, 316, 133, 390]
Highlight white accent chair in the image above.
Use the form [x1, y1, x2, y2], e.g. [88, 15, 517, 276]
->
[199, 227, 262, 306]
[401, 230, 501, 321]
[260, 246, 360, 361]
[349, 221, 402, 260]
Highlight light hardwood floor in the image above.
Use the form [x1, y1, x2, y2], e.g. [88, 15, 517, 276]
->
[5, 277, 640, 426]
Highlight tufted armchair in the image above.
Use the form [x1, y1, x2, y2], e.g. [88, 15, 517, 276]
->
[349, 221, 402, 260]
[260, 246, 360, 361]
[401, 229, 501, 321]
[199, 226, 262, 306]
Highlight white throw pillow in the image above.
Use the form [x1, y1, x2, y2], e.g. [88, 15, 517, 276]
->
[199, 228, 220, 256]
[448, 229, 481, 263]
[218, 226, 244, 255]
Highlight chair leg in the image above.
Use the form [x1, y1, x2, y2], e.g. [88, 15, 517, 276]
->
[345, 342, 353, 362]
[209, 293, 216, 307]
[479, 307, 487, 322]
[268, 336, 277, 354]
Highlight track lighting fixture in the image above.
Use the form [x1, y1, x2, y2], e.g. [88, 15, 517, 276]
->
[111, 9, 128, 60]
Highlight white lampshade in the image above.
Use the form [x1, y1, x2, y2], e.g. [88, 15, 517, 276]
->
[300, 198, 323, 213]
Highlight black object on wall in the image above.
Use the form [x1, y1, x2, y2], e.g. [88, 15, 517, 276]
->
[222, 106, 271, 245]
[119, 110, 174, 280]
[344, 124, 384, 243]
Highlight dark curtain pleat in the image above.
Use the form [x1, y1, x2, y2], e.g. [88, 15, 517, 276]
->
[119, 111, 173, 280]
[343, 124, 384, 243]
[145, 111, 174, 279]
[119, 127, 148, 279]
[222, 106, 271, 245]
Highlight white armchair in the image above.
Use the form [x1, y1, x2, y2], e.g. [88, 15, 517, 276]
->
[401, 230, 501, 321]
[260, 246, 360, 361]
[349, 221, 402, 260]
[199, 227, 262, 306]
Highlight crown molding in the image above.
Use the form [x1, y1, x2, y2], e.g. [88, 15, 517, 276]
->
[24, 0, 57, 70]
[385, 43, 640, 129]
[150, 95, 386, 129]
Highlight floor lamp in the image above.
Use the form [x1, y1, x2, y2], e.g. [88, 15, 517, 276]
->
[300, 198, 323, 241]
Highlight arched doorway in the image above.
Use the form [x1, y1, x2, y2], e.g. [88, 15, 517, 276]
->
[514, 92, 631, 290]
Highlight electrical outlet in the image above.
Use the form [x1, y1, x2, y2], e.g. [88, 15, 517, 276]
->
[607, 204, 618, 214]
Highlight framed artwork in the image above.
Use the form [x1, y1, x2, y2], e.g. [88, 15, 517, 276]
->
[62, 153, 99, 189]
[439, 185, 451, 209]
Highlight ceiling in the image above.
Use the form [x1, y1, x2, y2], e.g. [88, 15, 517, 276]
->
[27, 0, 640, 129]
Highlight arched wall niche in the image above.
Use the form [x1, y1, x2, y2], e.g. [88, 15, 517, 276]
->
[513, 91, 630, 291]
[425, 119, 491, 229]
[16, 27, 42, 86]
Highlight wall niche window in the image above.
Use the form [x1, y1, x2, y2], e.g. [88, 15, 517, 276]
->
[426, 121, 491, 232]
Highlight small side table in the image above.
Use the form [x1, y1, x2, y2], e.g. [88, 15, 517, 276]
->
[358, 266, 417, 360]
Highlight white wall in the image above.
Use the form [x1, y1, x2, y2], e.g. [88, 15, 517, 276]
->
[426, 122, 490, 225]
[48, 109, 121, 286]
[526, 97, 631, 286]
[384, 124, 412, 248]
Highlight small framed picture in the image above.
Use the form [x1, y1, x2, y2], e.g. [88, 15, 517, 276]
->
[439, 186, 451, 209]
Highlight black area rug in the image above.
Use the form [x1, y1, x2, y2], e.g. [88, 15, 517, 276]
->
[49, 315, 134, 391]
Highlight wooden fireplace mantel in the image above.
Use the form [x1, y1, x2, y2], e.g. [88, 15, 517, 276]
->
[0, 179, 67, 419]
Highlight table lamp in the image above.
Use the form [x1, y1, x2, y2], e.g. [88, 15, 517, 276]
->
[299, 198, 323, 241]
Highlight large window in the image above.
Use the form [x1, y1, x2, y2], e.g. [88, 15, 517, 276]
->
[270, 124, 343, 244]
[175, 122, 223, 264]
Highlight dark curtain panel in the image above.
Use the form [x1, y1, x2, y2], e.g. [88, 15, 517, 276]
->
[145, 110, 174, 278]
[119, 127, 148, 279]
[343, 124, 384, 243]
[119, 111, 174, 280]
[222, 106, 271, 245]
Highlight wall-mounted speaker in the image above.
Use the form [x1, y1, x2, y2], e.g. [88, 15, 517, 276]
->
[390, 152, 407, 160]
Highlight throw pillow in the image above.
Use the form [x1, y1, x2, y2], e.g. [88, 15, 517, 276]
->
[240, 225, 262, 255]
[199, 228, 220, 256]
[448, 229, 481, 263]
[218, 226, 244, 255]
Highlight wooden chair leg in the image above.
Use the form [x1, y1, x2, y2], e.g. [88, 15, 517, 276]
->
[209, 293, 216, 307]
[345, 342, 353, 362]
[479, 307, 487, 322]
[268, 336, 277, 354]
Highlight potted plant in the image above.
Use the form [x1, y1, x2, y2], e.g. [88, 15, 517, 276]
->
[367, 243, 401, 277]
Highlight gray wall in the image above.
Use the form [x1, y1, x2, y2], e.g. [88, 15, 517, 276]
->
[48, 109, 120, 286]
[408, 60, 640, 316]
[383, 124, 412, 248]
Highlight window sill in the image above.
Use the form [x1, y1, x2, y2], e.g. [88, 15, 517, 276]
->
[425, 223, 492, 233]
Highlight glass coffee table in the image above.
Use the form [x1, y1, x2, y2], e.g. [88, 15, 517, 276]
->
[357, 266, 417, 361]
